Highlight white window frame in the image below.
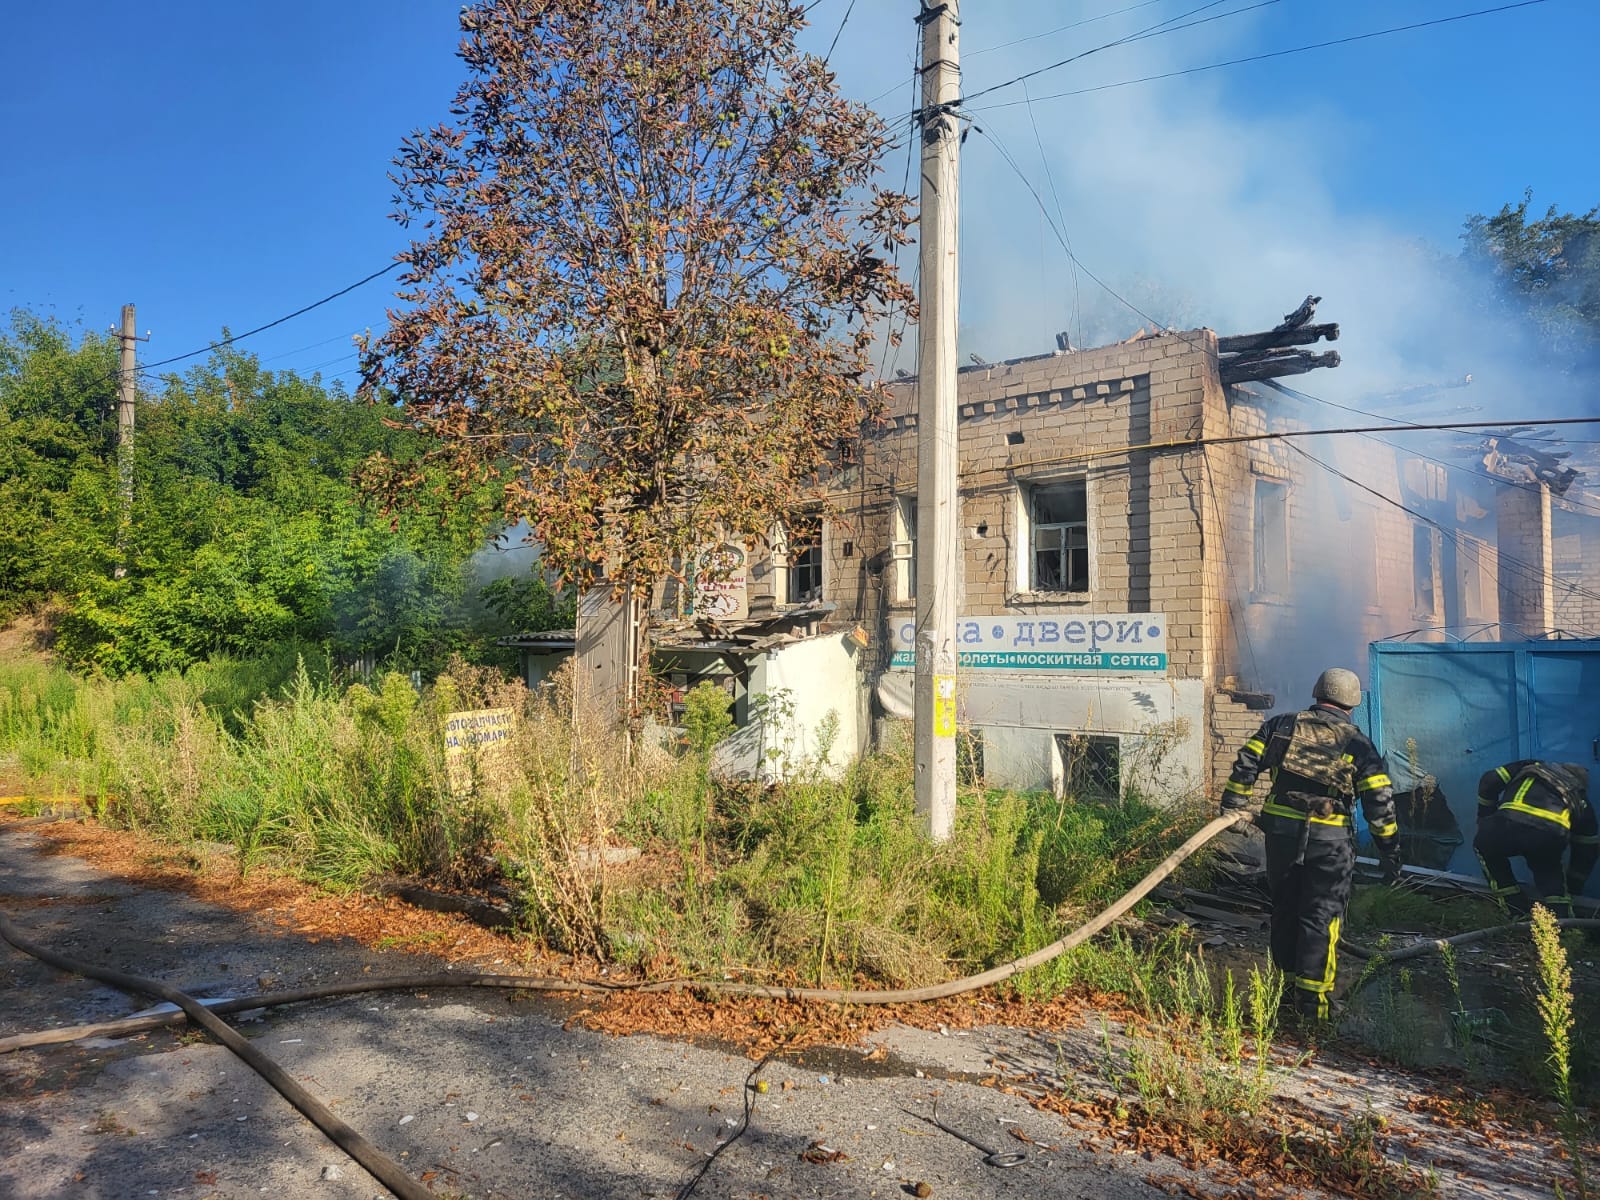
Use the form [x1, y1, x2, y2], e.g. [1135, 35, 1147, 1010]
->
[1016, 475, 1092, 597]
[1251, 476, 1290, 601]
[892, 496, 917, 604]
[1412, 520, 1439, 617]
[778, 513, 824, 606]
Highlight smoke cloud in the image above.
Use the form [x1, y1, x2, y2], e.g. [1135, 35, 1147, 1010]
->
[820, 2, 1593, 422]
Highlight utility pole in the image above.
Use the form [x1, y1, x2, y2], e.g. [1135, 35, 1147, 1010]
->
[114, 304, 143, 577]
[913, 0, 960, 842]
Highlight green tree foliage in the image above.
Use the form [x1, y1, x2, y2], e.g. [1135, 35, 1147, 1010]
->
[479, 573, 576, 634]
[0, 314, 120, 615]
[0, 311, 511, 675]
[1463, 191, 1600, 364]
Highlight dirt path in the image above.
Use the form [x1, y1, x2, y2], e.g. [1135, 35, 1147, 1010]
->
[0, 817, 1582, 1200]
[0, 821, 1208, 1200]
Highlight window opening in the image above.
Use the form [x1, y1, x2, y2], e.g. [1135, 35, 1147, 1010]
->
[787, 514, 823, 604]
[1252, 478, 1289, 597]
[1055, 733, 1120, 800]
[1031, 480, 1088, 592]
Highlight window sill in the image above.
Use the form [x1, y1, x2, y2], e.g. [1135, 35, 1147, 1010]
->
[1009, 592, 1093, 605]
[1248, 592, 1291, 607]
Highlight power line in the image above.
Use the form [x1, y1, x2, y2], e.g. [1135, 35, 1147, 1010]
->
[970, 0, 1556, 110]
[1259, 379, 1600, 519]
[259, 331, 362, 365]
[876, 47, 922, 383]
[1045, 413, 1600, 464]
[967, 0, 1174, 58]
[133, 262, 402, 376]
[1020, 80, 1081, 349]
[823, 0, 857, 64]
[1287, 441, 1600, 616]
[971, 123, 1210, 353]
[962, 0, 1283, 106]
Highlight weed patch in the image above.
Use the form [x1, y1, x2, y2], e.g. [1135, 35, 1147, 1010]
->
[1, 657, 1219, 994]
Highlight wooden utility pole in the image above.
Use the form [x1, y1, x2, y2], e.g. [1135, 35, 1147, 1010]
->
[913, 0, 960, 842]
[115, 303, 139, 575]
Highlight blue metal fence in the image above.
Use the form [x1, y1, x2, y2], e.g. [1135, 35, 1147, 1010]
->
[1363, 639, 1600, 882]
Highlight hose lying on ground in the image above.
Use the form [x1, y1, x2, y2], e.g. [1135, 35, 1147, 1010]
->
[3, 810, 1252, 1054]
[0, 911, 435, 1200]
[0, 812, 1247, 1197]
[1343, 917, 1600, 963]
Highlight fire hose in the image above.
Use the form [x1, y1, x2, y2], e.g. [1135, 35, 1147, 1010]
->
[0, 811, 1251, 1197]
[1344, 917, 1600, 964]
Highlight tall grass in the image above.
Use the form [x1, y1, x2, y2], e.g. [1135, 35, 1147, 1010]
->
[0, 655, 1215, 994]
[1533, 904, 1589, 1199]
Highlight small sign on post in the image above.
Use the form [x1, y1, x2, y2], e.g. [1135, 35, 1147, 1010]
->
[442, 707, 516, 796]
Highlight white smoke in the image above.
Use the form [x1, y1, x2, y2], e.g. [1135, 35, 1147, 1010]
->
[815, 1, 1589, 418]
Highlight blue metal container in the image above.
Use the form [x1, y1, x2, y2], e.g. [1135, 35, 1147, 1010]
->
[1363, 638, 1600, 883]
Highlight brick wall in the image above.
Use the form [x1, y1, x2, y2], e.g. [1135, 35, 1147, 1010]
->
[831, 332, 1219, 677]
[1498, 483, 1555, 634]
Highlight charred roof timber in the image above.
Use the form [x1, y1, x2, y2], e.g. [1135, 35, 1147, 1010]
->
[1481, 434, 1581, 496]
[1218, 295, 1342, 386]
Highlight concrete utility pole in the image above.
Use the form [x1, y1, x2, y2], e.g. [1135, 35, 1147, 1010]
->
[913, 0, 961, 842]
[115, 304, 139, 575]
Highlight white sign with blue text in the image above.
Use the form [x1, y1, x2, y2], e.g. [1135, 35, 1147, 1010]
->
[890, 614, 1168, 674]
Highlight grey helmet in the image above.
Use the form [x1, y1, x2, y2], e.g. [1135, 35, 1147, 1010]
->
[1312, 668, 1362, 710]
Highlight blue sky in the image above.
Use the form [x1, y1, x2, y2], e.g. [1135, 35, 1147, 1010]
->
[2, 0, 1594, 391]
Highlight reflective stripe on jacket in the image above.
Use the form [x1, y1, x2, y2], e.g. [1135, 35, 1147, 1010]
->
[1225, 704, 1398, 846]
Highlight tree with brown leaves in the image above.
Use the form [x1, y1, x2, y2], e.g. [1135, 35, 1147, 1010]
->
[360, 0, 914, 670]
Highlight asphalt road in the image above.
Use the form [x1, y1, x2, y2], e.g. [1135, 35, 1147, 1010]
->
[0, 823, 1190, 1200]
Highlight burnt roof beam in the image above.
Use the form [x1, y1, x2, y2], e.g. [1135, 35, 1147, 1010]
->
[1220, 348, 1341, 385]
[1216, 322, 1340, 356]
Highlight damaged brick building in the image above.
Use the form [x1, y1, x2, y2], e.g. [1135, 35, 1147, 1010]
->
[549, 304, 1600, 800]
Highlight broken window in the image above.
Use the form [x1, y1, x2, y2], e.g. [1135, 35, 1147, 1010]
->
[893, 496, 917, 602]
[1252, 478, 1289, 598]
[786, 513, 823, 605]
[1055, 733, 1120, 800]
[1412, 522, 1438, 615]
[1029, 479, 1089, 593]
[1456, 532, 1494, 624]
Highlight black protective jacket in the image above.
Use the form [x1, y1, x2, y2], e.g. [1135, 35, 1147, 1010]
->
[1478, 759, 1599, 883]
[1223, 703, 1400, 856]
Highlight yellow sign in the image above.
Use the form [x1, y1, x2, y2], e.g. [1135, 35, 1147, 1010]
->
[933, 675, 957, 738]
[442, 708, 515, 795]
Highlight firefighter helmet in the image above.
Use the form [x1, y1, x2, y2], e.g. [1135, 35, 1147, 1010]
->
[1311, 668, 1361, 710]
[1561, 764, 1591, 793]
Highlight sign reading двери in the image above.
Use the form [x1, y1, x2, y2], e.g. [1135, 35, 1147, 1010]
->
[890, 614, 1167, 674]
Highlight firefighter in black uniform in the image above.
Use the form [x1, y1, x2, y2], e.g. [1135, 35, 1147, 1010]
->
[1221, 668, 1401, 1020]
[1475, 760, 1597, 918]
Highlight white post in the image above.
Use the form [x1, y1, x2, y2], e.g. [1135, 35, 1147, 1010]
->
[913, 0, 960, 841]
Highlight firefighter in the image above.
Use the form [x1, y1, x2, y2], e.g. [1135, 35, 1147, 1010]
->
[1474, 760, 1598, 919]
[1221, 668, 1401, 1021]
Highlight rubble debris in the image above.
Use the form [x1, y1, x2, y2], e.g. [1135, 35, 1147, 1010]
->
[1481, 434, 1581, 496]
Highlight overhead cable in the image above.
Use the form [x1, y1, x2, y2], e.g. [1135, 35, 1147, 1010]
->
[967, 0, 1174, 57]
[962, 0, 1282, 105]
[1261, 379, 1600, 519]
[970, 0, 1556, 110]
[132, 262, 402, 376]
[823, 0, 857, 64]
[1287, 441, 1600, 613]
